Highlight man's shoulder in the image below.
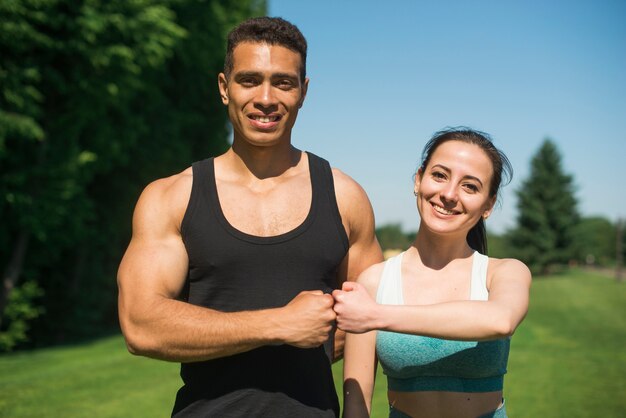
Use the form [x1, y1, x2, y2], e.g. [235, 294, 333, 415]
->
[144, 167, 193, 200]
[332, 167, 372, 219]
[330, 167, 365, 195]
[136, 167, 194, 222]
[329, 165, 377, 243]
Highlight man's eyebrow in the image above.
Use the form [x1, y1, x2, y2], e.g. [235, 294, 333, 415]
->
[271, 72, 299, 79]
[233, 71, 299, 80]
[233, 71, 262, 78]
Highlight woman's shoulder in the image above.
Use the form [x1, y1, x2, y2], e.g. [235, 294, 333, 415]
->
[488, 256, 532, 280]
[356, 260, 388, 297]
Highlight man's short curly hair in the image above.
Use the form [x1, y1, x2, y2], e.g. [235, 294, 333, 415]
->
[224, 17, 307, 82]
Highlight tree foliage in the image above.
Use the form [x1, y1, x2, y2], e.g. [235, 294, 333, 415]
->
[506, 139, 580, 274]
[572, 216, 617, 266]
[485, 232, 513, 259]
[376, 223, 414, 252]
[1, 0, 266, 350]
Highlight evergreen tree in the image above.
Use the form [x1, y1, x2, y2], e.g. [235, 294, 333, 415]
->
[507, 139, 579, 274]
[572, 216, 616, 266]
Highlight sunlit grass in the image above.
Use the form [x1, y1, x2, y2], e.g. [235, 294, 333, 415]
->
[1, 270, 624, 417]
[0, 337, 179, 418]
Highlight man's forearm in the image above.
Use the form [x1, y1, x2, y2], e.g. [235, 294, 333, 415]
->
[121, 297, 283, 362]
[120, 290, 336, 362]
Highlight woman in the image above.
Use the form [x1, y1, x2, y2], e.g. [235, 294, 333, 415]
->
[333, 128, 531, 418]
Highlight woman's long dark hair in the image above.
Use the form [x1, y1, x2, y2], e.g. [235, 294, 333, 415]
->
[418, 127, 513, 254]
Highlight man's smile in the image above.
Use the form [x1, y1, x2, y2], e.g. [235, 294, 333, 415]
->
[248, 114, 281, 123]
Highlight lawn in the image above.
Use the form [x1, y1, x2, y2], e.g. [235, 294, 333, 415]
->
[0, 336, 180, 418]
[1, 270, 624, 417]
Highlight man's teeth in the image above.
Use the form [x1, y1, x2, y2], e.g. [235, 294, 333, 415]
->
[434, 205, 456, 215]
[253, 116, 277, 123]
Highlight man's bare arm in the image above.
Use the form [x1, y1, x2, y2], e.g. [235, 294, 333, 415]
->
[117, 173, 335, 362]
[331, 168, 384, 361]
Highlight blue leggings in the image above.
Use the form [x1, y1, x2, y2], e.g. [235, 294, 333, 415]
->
[389, 399, 507, 418]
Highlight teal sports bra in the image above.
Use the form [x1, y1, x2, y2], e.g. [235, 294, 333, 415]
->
[375, 251, 510, 393]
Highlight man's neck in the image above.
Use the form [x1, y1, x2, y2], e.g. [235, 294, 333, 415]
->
[224, 141, 303, 181]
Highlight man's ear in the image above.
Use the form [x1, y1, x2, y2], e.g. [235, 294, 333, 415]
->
[298, 77, 309, 108]
[218, 73, 229, 105]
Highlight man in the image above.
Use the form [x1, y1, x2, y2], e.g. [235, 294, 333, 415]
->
[117, 16, 382, 417]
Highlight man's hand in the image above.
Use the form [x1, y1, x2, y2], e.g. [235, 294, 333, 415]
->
[278, 290, 336, 348]
[332, 282, 379, 334]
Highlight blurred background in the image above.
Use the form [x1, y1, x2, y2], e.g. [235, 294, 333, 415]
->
[1, 1, 624, 417]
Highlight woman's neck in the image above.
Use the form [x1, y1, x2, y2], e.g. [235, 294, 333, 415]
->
[411, 226, 474, 269]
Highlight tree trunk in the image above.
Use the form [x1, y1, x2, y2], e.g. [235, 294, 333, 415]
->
[0, 230, 30, 327]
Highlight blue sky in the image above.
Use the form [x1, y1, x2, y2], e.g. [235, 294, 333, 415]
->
[268, 0, 626, 233]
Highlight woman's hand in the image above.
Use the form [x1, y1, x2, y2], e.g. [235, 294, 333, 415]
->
[332, 281, 379, 333]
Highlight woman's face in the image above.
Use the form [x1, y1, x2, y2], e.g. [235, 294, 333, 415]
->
[415, 140, 496, 237]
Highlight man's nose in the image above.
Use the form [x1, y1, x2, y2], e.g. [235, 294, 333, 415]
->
[255, 82, 277, 107]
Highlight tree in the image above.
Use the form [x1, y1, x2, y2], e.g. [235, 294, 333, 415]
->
[486, 233, 513, 259]
[572, 216, 616, 266]
[506, 139, 579, 275]
[1, 0, 266, 350]
[376, 223, 414, 252]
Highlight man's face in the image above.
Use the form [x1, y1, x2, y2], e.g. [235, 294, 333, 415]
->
[218, 42, 308, 148]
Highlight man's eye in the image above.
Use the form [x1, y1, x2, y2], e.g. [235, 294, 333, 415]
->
[240, 78, 257, 86]
[276, 80, 294, 89]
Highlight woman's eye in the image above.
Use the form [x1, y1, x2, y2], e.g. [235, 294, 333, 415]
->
[432, 171, 446, 180]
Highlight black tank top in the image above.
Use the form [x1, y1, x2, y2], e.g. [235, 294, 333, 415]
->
[172, 153, 349, 417]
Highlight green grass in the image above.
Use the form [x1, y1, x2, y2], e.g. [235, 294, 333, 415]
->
[0, 337, 180, 418]
[1, 270, 624, 417]
[504, 270, 626, 417]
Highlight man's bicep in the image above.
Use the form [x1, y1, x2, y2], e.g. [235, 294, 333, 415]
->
[338, 236, 382, 286]
[335, 177, 383, 283]
[119, 236, 189, 300]
[118, 180, 190, 303]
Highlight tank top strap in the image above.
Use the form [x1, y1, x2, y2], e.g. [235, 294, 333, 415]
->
[191, 158, 215, 195]
[470, 251, 489, 301]
[376, 252, 405, 305]
[306, 152, 349, 251]
[181, 158, 214, 239]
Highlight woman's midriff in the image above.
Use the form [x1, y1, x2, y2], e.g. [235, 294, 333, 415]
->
[388, 390, 503, 418]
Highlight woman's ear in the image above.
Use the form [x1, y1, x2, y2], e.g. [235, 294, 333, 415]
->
[413, 168, 423, 196]
[483, 196, 497, 219]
